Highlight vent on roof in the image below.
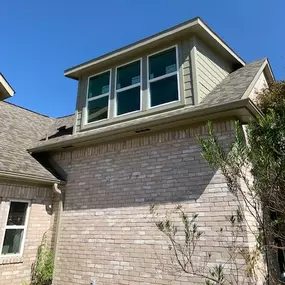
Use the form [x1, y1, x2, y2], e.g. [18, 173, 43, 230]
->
[135, 128, 151, 133]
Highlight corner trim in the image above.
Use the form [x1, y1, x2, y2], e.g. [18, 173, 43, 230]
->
[190, 37, 199, 105]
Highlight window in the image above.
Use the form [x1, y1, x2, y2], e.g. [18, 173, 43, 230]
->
[115, 60, 141, 116]
[87, 71, 111, 123]
[148, 47, 179, 107]
[84, 45, 181, 126]
[1, 201, 30, 255]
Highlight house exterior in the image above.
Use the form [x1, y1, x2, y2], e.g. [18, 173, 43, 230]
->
[0, 17, 275, 285]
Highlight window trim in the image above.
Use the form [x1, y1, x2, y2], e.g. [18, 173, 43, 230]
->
[114, 58, 143, 117]
[0, 200, 31, 257]
[147, 45, 180, 109]
[85, 69, 112, 125]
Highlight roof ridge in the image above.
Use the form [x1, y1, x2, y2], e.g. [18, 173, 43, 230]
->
[2, 101, 54, 119]
[56, 113, 74, 119]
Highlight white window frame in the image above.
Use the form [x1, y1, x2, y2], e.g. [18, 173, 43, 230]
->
[147, 45, 180, 109]
[85, 69, 112, 124]
[114, 58, 142, 117]
[0, 200, 31, 257]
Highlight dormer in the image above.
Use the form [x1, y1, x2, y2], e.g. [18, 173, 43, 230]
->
[65, 17, 244, 134]
[0, 73, 15, 100]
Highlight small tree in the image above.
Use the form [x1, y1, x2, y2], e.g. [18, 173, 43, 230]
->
[31, 233, 54, 285]
[151, 81, 285, 284]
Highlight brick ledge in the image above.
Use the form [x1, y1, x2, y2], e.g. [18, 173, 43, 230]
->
[0, 256, 23, 265]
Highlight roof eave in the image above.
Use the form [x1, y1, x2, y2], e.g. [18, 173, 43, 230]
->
[64, 17, 245, 80]
[246, 98, 264, 118]
[0, 170, 61, 185]
[29, 99, 255, 153]
[0, 73, 15, 100]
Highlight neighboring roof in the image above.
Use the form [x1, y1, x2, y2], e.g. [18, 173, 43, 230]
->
[202, 58, 268, 106]
[0, 101, 60, 183]
[0, 73, 15, 100]
[29, 59, 268, 153]
[64, 17, 245, 80]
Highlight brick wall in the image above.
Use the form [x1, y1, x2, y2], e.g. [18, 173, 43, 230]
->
[52, 121, 259, 285]
[0, 181, 54, 285]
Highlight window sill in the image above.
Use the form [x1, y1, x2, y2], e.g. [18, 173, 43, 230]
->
[0, 255, 23, 265]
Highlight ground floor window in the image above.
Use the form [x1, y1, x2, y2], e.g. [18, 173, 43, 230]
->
[1, 201, 30, 255]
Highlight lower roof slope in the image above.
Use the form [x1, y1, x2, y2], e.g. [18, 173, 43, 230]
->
[0, 101, 59, 182]
[202, 58, 267, 106]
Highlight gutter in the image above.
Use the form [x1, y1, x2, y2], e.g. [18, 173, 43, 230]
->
[0, 170, 60, 185]
[246, 98, 264, 118]
[29, 98, 256, 153]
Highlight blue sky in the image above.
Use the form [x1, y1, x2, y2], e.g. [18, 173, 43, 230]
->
[1, 0, 284, 117]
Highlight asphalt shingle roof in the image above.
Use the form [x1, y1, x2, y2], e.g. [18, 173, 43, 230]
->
[46, 114, 75, 140]
[0, 101, 74, 181]
[202, 58, 266, 106]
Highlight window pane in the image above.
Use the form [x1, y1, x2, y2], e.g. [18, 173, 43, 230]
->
[88, 72, 110, 99]
[116, 61, 140, 90]
[2, 229, 24, 254]
[150, 75, 178, 107]
[117, 86, 140, 115]
[7, 202, 28, 226]
[88, 96, 109, 123]
[149, 48, 177, 79]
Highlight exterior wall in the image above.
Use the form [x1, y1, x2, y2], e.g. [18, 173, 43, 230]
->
[195, 38, 232, 102]
[52, 121, 256, 285]
[0, 181, 55, 285]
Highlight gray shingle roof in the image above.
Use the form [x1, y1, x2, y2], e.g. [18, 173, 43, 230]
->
[46, 114, 75, 140]
[0, 101, 60, 181]
[202, 58, 266, 106]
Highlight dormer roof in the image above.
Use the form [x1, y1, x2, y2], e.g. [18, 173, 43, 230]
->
[64, 17, 245, 80]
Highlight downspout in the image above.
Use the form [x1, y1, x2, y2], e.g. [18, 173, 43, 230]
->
[52, 183, 63, 285]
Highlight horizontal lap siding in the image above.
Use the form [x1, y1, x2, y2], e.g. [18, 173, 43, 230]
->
[195, 39, 232, 102]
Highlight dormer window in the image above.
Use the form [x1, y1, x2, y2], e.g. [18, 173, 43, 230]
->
[85, 46, 180, 125]
[148, 47, 179, 107]
[87, 70, 111, 123]
[115, 60, 141, 116]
